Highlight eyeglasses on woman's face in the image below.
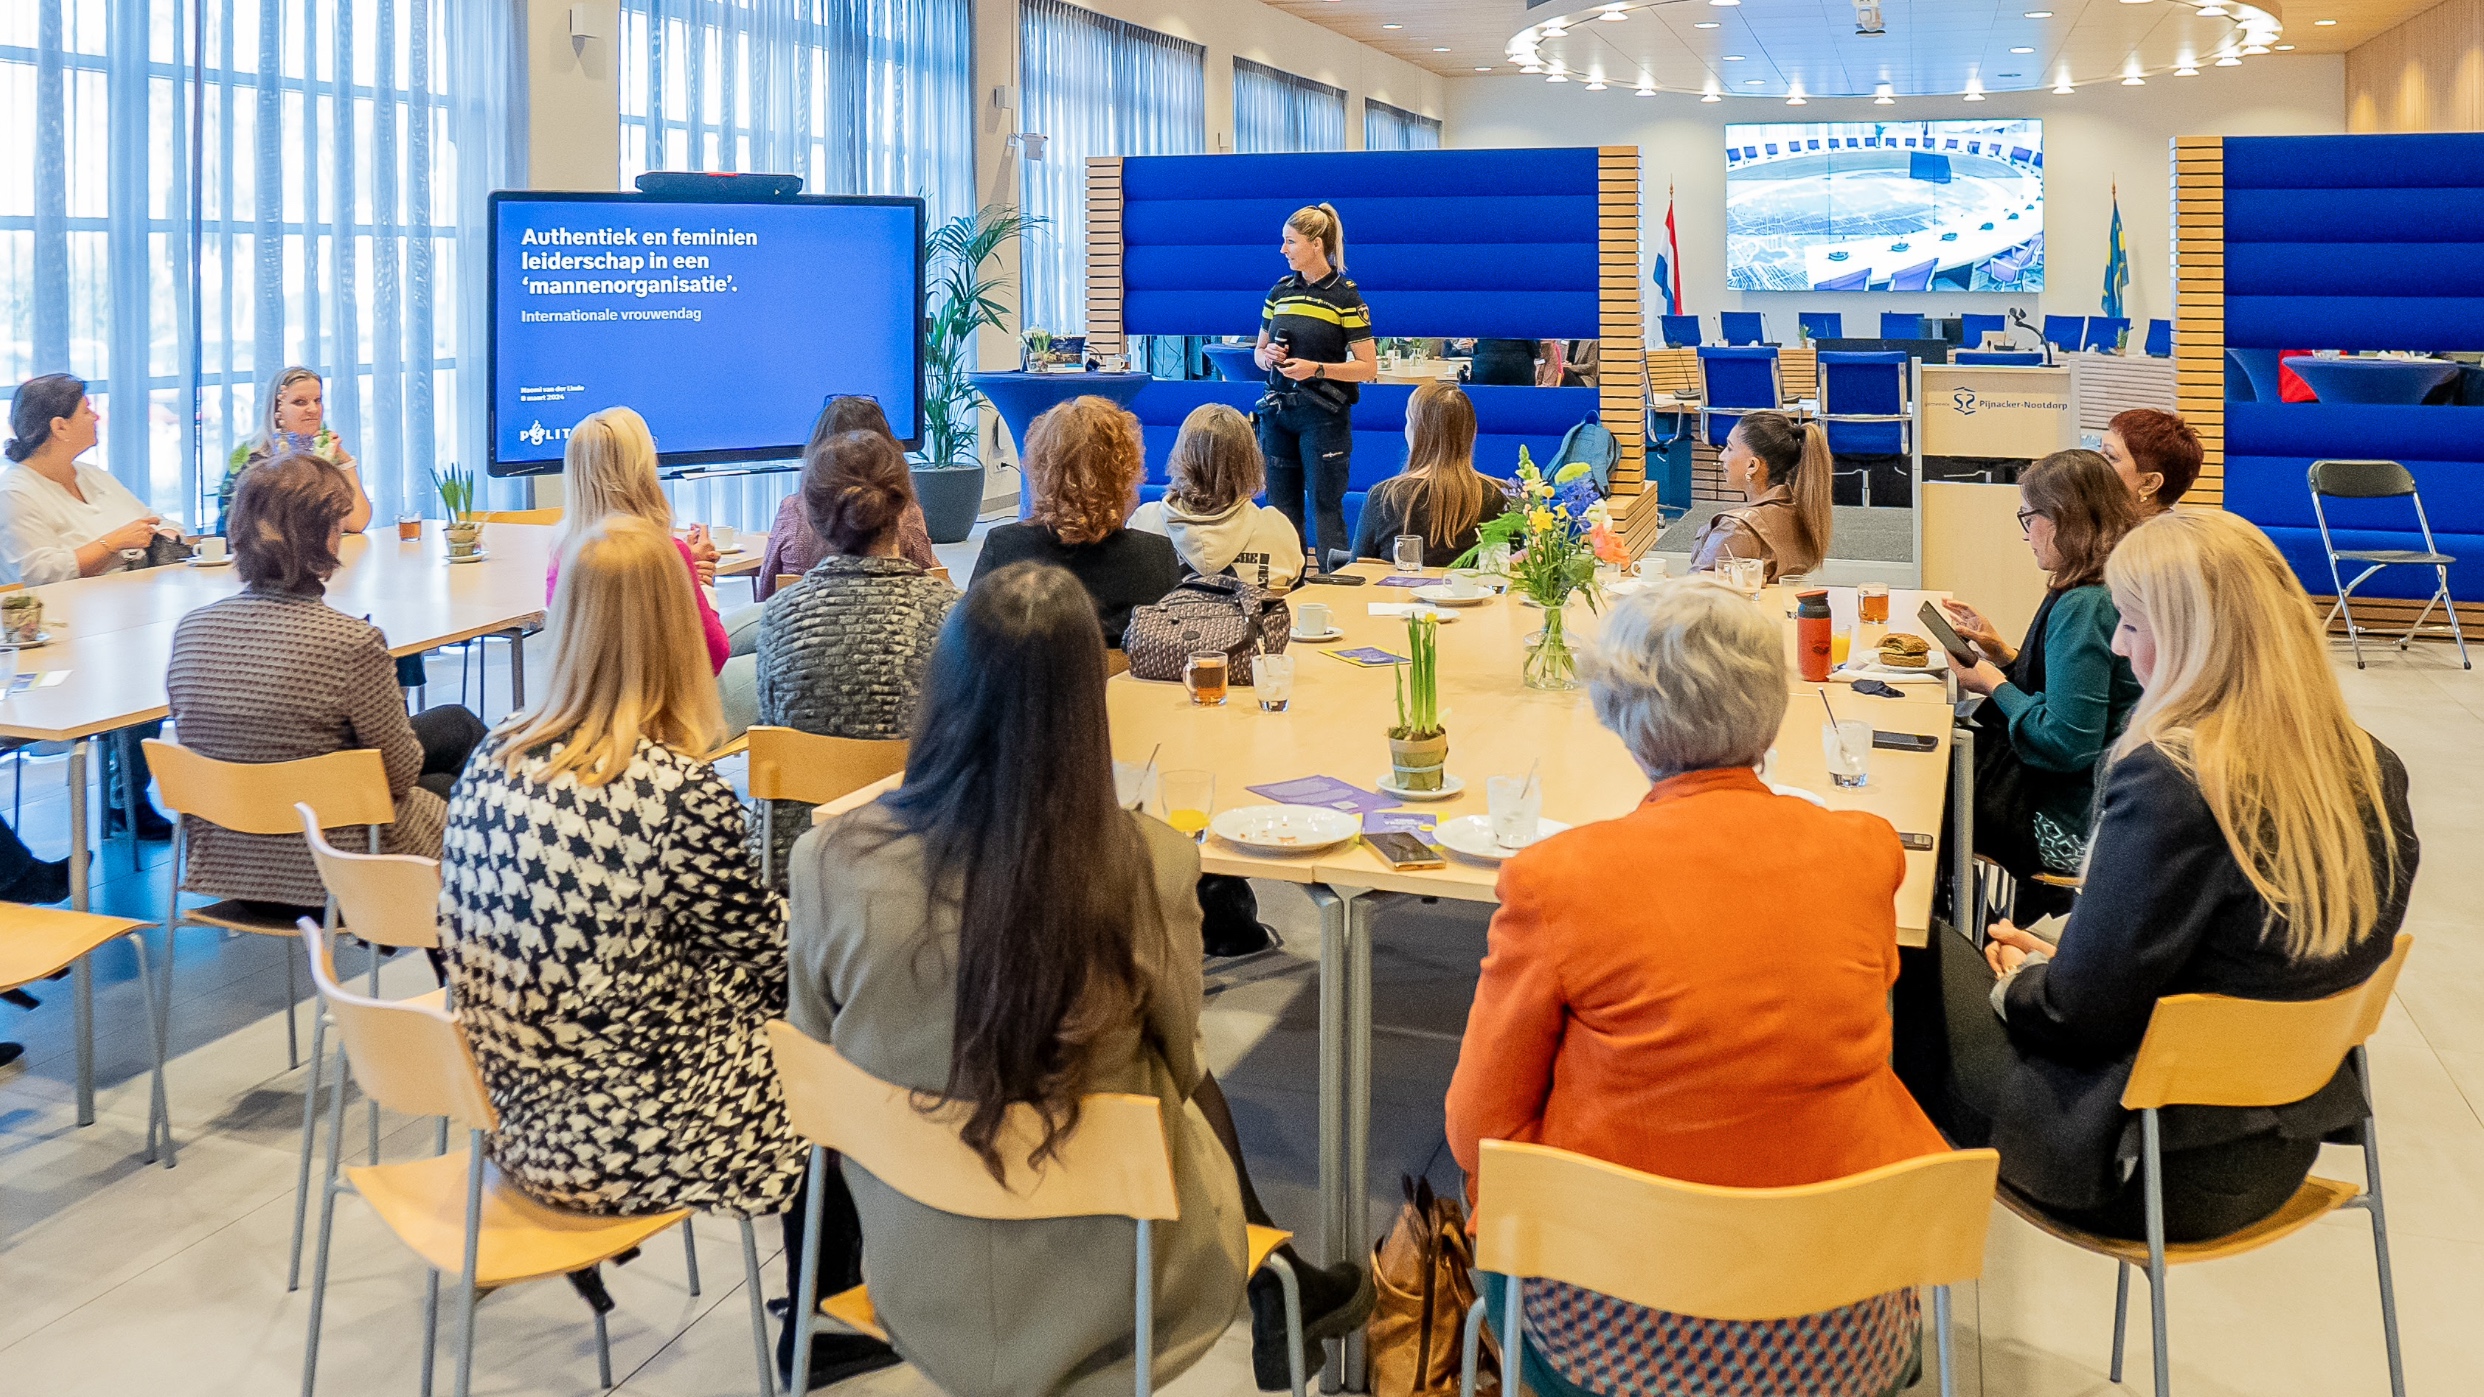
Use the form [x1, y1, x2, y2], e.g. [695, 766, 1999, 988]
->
[2016, 506, 2046, 534]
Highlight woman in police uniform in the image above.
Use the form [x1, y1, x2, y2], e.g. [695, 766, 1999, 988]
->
[1254, 204, 1379, 567]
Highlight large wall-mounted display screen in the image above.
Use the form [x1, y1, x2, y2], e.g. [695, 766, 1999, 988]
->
[1724, 120, 2044, 293]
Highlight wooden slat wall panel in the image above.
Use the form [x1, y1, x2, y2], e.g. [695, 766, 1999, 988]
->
[2171, 137, 2224, 508]
[1598, 149, 1657, 545]
[2071, 357, 2178, 433]
[1085, 158, 1125, 358]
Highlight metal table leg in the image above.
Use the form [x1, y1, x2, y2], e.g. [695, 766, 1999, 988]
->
[1338, 888, 1390, 1394]
[506, 628, 527, 712]
[1951, 725, 1977, 945]
[68, 738, 93, 1125]
[1307, 886, 1349, 1270]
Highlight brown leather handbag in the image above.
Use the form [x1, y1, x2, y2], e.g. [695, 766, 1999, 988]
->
[1366, 1176, 1498, 1397]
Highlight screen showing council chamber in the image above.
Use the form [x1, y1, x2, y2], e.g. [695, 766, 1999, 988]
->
[1724, 120, 2044, 294]
[489, 192, 923, 474]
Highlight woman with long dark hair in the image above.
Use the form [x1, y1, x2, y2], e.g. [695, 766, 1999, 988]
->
[785, 561, 1368, 1396]
[1688, 409, 1835, 583]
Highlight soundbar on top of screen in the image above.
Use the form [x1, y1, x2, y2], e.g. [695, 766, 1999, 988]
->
[488, 191, 924, 475]
[1724, 120, 2044, 294]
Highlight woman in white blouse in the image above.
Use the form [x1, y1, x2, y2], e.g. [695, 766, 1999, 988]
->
[1, 374, 163, 585]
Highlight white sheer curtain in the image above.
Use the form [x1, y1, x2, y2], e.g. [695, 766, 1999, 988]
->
[1364, 99, 1442, 153]
[0, 0, 524, 523]
[1234, 58, 1344, 156]
[618, 0, 974, 531]
[1019, 0, 1205, 340]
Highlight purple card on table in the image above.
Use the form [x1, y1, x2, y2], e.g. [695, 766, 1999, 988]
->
[1247, 775, 1402, 816]
[1325, 646, 1407, 668]
[1362, 810, 1439, 840]
[1374, 575, 1430, 588]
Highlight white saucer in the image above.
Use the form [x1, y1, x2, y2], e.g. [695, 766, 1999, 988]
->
[1209, 804, 1362, 853]
[0, 630, 54, 650]
[1435, 813, 1572, 863]
[1290, 626, 1345, 642]
[715, 545, 746, 556]
[1412, 585, 1492, 607]
[186, 554, 233, 568]
[1375, 772, 1466, 802]
[447, 548, 492, 565]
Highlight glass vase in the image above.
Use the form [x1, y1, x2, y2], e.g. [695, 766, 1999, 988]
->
[1524, 603, 1580, 691]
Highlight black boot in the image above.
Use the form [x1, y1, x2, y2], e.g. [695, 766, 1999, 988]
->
[0, 856, 70, 905]
[1199, 874, 1277, 959]
[104, 801, 174, 842]
[0, 1042, 22, 1069]
[1248, 1247, 1375, 1391]
[776, 1318, 901, 1392]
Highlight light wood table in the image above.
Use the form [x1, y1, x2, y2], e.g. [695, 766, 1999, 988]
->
[1102, 564, 1958, 1378]
[0, 523, 559, 1127]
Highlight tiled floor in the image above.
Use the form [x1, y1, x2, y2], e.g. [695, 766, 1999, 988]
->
[2, 580, 2478, 1395]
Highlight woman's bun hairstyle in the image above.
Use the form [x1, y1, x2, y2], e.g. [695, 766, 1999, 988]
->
[6, 373, 87, 463]
[802, 428, 918, 555]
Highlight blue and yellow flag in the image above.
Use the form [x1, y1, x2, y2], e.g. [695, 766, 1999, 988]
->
[2101, 182, 2130, 320]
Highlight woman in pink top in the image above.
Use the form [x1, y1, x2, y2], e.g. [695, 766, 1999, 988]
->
[544, 406, 729, 672]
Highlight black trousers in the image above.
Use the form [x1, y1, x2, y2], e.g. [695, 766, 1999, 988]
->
[410, 704, 489, 801]
[1257, 395, 1353, 566]
[1898, 924, 2321, 1244]
[780, 1153, 866, 1311]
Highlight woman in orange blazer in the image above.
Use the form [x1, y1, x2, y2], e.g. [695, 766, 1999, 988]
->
[1446, 580, 1947, 1397]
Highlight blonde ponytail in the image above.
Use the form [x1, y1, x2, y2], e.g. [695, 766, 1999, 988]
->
[1287, 203, 1345, 271]
[1789, 420, 1834, 574]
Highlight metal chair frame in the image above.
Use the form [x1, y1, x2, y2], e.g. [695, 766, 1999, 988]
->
[1815, 351, 1915, 508]
[2308, 458, 2471, 670]
[1693, 348, 1787, 454]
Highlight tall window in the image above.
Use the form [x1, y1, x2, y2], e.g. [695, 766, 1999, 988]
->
[0, 1, 519, 520]
[1365, 99, 1443, 152]
[1019, 0, 1205, 339]
[1234, 58, 1344, 155]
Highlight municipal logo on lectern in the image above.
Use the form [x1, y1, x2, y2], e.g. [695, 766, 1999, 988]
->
[1952, 387, 1979, 416]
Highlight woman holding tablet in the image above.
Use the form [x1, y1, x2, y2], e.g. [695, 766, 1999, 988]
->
[1254, 204, 1378, 568]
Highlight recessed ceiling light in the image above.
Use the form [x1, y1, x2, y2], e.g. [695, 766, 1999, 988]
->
[1711, 0, 1742, 6]
[2123, 74, 2145, 84]
[1636, 85, 1657, 96]
[2276, 43, 2295, 49]
[1586, 80, 1608, 90]
[1548, 74, 1570, 82]
[1601, 8, 1630, 19]
[1433, 47, 1451, 52]
[1743, 78, 1765, 85]
[2176, 65, 2199, 75]
[2315, 17, 2338, 24]
[2025, 9, 2053, 16]
[2198, 3, 2228, 12]
[1702, 92, 1721, 102]
[1695, 21, 1720, 28]
[1723, 54, 1746, 61]
[1476, 66, 1494, 72]
[1875, 94, 1895, 105]
[2215, 54, 2242, 64]
[1522, 63, 1543, 72]
[2011, 46, 2034, 53]
[1787, 94, 1807, 104]
[1382, 23, 1402, 29]
[1965, 90, 1986, 101]
[2242, 43, 2269, 53]
[2054, 82, 2074, 93]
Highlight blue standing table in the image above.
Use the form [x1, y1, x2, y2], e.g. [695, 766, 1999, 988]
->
[970, 371, 1155, 516]
[2280, 356, 2463, 405]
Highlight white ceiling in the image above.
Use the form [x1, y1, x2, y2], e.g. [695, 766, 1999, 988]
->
[1266, 0, 2437, 99]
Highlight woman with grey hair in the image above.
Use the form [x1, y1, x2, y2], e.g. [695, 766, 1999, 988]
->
[1446, 580, 1946, 1397]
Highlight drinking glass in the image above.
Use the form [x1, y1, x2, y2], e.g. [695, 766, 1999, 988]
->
[1111, 761, 1159, 812]
[1822, 720, 1872, 788]
[1256, 653, 1296, 712]
[1858, 583, 1891, 624]
[1726, 557, 1766, 596]
[1183, 652, 1229, 707]
[396, 514, 424, 542]
[1478, 542, 1512, 577]
[1486, 775, 1544, 849]
[1829, 625, 1854, 669]
[1393, 534, 1426, 574]
[0, 647, 18, 699]
[1160, 770, 1215, 838]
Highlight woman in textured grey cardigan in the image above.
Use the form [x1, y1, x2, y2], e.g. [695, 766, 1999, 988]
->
[165, 454, 483, 909]
[753, 428, 955, 882]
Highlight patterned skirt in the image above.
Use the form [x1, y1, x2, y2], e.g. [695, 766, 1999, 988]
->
[1522, 1279, 1918, 1397]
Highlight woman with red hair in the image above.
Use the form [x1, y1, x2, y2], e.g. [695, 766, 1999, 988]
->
[968, 395, 1182, 648]
[2101, 409, 2203, 518]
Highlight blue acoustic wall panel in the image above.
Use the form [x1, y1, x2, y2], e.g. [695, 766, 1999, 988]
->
[1118, 149, 1605, 340]
[2219, 134, 2484, 602]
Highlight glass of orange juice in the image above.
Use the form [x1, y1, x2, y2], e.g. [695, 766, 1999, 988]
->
[1160, 770, 1215, 838]
[1829, 625, 1853, 668]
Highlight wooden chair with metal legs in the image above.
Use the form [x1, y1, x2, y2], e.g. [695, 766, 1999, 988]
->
[142, 740, 395, 1166]
[764, 1021, 1310, 1397]
[745, 727, 910, 885]
[296, 918, 775, 1397]
[1456, 1141, 2001, 1397]
[0, 903, 173, 1166]
[1996, 932, 2415, 1397]
[293, 802, 716, 1311]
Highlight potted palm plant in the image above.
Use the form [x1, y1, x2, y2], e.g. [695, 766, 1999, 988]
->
[1388, 614, 1448, 791]
[432, 464, 482, 559]
[917, 203, 1043, 543]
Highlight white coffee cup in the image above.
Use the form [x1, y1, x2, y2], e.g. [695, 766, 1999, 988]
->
[197, 535, 228, 562]
[1296, 601, 1332, 636]
[710, 524, 738, 551]
[1447, 572, 1482, 599]
[1631, 557, 1666, 581]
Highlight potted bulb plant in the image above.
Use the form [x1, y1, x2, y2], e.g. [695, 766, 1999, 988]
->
[1388, 613, 1448, 791]
[432, 464, 482, 559]
[917, 203, 1043, 543]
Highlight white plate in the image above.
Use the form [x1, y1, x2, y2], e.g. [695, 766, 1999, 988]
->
[1374, 772, 1466, 802]
[1768, 783, 1829, 807]
[186, 554, 233, 568]
[1290, 626, 1345, 643]
[447, 548, 492, 565]
[0, 630, 55, 650]
[1209, 804, 1362, 853]
[1435, 813, 1572, 863]
[1412, 585, 1493, 607]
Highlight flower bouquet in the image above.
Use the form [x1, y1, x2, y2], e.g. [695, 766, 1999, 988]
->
[1457, 448, 1630, 690]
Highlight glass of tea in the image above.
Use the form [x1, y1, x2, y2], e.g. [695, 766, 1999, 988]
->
[1858, 583, 1890, 625]
[1184, 652, 1229, 707]
[396, 514, 424, 541]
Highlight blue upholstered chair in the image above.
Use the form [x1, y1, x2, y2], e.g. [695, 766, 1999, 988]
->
[1960, 313, 2007, 349]
[1720, 312, 1768, 347]
[2309, 459, 2471, 670]
[1694, 347, 1785, 450]
[2042, 315, 2086, 353]
[1799, 312, 1843, 342]
[2083, 317, 2131, 353]
[1956, 351, 2045, 366]
[2144, 319, 2173, 357]
[1879, 312, 1926, 341]
[1660, 315, 1703, 349]
[1816, 351, 1912, 507]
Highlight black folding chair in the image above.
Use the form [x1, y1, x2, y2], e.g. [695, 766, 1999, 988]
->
[2308, 459, 2470, 670]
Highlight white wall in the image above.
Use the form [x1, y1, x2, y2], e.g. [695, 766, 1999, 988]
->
[525, 0, 620, 192]
[1447, 58, 2345, 337]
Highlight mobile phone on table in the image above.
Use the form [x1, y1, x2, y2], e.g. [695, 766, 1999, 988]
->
[1916, 600, 1978, 665]
[1897, 832, 1936, 851]
[1365, 831, 1446, 870]
[1298, 572, 1368, 586]
[1872, 730, 1939, 753]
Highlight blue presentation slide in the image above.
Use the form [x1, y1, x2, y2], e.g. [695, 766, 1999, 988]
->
[491, 195, 921, 471]
[1724, 120, 2045, 294]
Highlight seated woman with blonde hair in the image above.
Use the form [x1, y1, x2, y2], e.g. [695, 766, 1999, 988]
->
[1350, 380, 1507, 568]
[1130, 402, 1303, 591]
[547, 405, 728, 673]
[969, 395, 1182, 647]
[1912, 510, 2419, 1241]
